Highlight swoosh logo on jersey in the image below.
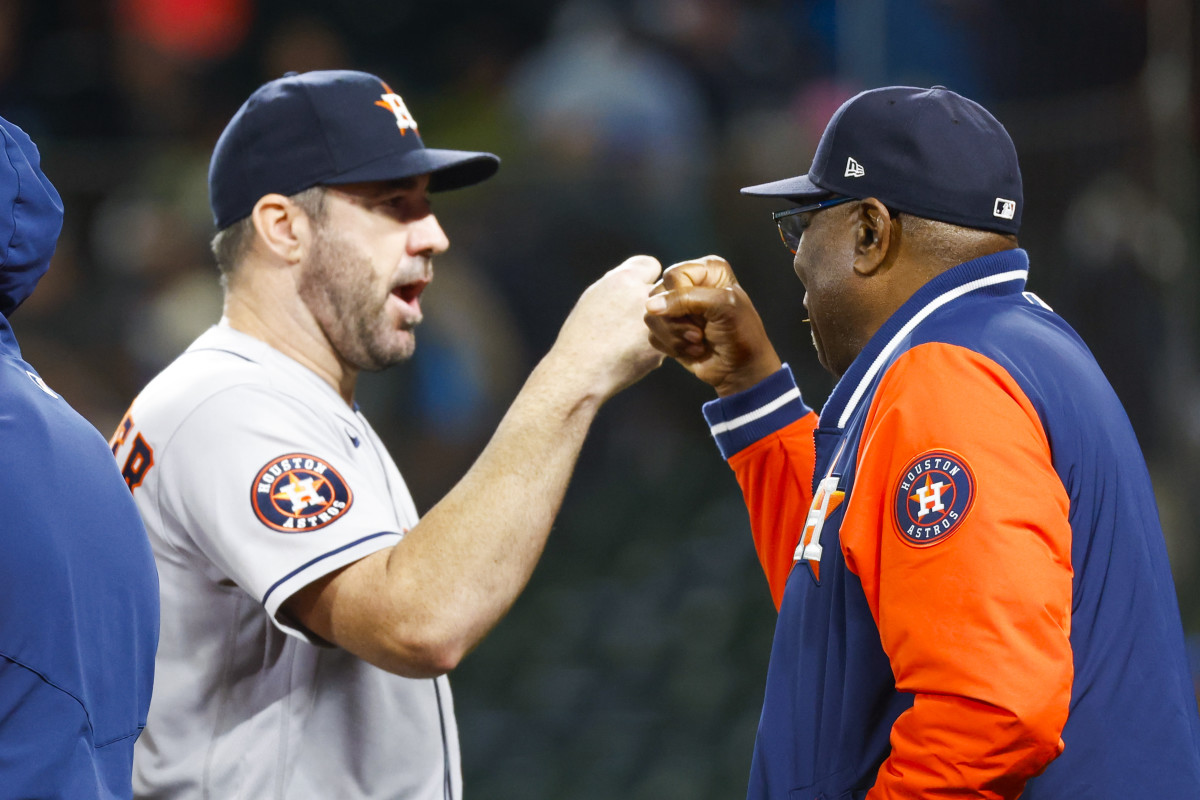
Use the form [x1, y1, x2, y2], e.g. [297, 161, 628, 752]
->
[26, 370, 59, 398]
[346, 429, 361, 448]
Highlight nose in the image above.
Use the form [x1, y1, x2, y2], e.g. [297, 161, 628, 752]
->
[408, 213, 450, 257]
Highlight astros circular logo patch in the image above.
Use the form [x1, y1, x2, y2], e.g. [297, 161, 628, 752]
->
[893, 450, 975, 547]
[251, 453, 353, 533]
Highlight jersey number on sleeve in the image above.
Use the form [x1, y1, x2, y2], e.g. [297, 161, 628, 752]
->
[110, 410, 156, 491]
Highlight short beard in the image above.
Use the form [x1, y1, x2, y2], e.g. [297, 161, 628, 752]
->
[299, 225, 416, 372]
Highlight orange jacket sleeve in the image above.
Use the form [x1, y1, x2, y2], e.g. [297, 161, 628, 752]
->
[728, 412, 819, 610]
[842, 343, 1073, 799]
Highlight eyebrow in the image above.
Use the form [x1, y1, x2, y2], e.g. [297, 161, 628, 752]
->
[337, 177, 426, 201]
[375, 177, 425, 195]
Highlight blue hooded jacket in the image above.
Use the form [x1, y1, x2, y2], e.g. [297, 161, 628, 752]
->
[0, 115, 159, 799]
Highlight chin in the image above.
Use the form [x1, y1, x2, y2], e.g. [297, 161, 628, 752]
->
[356, 352, 412, 373]
[344, 332, 416, 373]
[374, 343, 416, 371]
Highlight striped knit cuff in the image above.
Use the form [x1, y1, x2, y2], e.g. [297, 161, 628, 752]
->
[701, 364, 812, 460]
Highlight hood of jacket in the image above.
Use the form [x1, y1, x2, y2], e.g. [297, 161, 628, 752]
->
[0, 115, 63, 320]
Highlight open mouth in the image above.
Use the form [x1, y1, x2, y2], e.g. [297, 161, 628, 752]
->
[392, 280, 428, 305]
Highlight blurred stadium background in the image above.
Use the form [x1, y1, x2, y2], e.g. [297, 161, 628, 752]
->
[3, 0, 1197, 797]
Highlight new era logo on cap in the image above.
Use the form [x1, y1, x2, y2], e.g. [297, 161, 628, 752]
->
[739, 86, 1023, 235]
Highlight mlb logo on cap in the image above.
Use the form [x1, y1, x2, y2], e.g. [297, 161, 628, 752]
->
[740, 86, 1023, 235]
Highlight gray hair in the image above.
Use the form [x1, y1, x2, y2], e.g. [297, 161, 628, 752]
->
[210, 186, 329, 281]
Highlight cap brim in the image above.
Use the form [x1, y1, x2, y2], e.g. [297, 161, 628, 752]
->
[739, 173, 828, 201]
[423, 149, 501, 192]
[326, 147, 500, 192]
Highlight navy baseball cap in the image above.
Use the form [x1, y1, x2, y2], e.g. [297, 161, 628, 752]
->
[0, 115, 63, 318]
[741, 86, 1022, 235]
[209, 70, 501, 229]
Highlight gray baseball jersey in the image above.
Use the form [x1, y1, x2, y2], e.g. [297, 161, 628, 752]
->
[114, 324, 462, 799]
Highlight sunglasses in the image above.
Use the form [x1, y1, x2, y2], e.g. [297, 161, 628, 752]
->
[772, 196, 856, 253]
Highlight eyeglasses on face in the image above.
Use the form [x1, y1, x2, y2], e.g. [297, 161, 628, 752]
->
[771, 195, 856, 253]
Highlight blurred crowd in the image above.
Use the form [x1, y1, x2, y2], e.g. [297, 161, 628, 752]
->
[2, 0, 1197, 797]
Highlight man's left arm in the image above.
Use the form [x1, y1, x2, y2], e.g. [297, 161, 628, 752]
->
[844, 343, 1073, 799]
[709, 370, 819, 610]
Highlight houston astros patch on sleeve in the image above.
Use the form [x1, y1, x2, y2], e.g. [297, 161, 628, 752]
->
[251, 453, 353, 532]
[892, 450, 976, 546]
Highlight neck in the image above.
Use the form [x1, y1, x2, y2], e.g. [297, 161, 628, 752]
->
[222, 278, 358, 405]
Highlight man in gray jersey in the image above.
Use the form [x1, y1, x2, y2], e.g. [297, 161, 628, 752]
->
[110, 69, 663, 799]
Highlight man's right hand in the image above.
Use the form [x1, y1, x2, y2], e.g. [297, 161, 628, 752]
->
[644, 255, 783, 397]
[547, 255, 666, 404]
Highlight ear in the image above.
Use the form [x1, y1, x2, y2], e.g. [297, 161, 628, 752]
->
[249, 193, 313, 265]
[852, 197, 894, 276]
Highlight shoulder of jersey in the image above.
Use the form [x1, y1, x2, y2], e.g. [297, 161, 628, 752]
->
[914, 293, 1074, 363]
[133, 348, 270, 423]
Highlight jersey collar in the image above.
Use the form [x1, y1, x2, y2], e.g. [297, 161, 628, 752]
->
[191, 322, 356, 412]
[820, 248, 1031, 430]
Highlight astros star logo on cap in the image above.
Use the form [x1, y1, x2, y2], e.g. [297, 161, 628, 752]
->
[375, 80, 418, 136]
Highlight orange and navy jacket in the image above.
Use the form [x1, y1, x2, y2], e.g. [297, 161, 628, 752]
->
[703, 249, 1200, 799]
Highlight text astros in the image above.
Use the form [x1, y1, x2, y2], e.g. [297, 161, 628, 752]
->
[252, 453, 354, 533]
